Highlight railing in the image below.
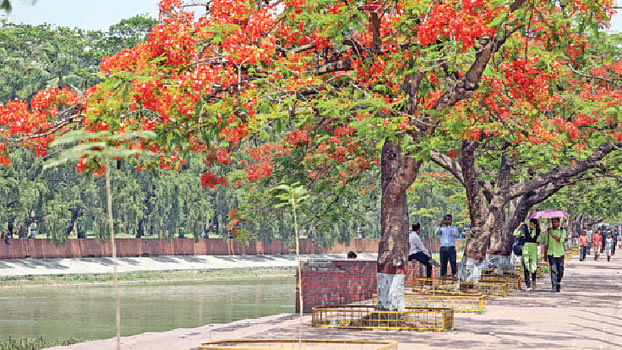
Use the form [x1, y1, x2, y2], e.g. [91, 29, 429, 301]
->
[372, 293, 485, 313]
[413, 278, 509, 297]
[312, 305, 453, 331]
[480, 275, 521, 290]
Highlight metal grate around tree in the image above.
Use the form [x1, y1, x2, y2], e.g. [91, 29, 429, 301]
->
[372, 293, 485, 313]
[311, 305, 453, 332]
[199, 340, 398, 350]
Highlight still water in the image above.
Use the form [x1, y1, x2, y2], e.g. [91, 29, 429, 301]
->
[0, 278, 294, 341]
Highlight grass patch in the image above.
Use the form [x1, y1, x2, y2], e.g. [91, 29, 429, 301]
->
[0, 337, 81, 350]
[1, 268, 295, 288]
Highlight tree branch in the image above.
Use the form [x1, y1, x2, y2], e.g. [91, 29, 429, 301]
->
[506, 142, 616, 201]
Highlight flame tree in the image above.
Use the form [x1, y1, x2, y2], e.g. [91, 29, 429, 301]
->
[1, 0, 620, 310]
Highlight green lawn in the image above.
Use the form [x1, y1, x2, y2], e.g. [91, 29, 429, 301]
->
[0, 268, 295, 288]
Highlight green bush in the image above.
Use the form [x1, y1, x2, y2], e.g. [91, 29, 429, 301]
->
[0, 337, 80, 350]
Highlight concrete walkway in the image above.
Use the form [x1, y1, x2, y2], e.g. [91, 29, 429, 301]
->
[47, 252, 622, 350]
[0, 253, 378, 279]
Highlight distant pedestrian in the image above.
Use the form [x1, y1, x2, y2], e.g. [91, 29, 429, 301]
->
[408, 223, 433, 278]
[77, 226, 86, 239]
[514, 219, 540, 290]
[611, 227, 618, 255]
[605, 233, 613, 262]
[544, 218, 566, 293]
[592, 230, 602, 261]
[227, 231, 235, 255]
[579, 230, 588, 261]
[434, 214, 458, 277]
[586, 224, 593, 255]
[28, 222, 37, 239]
[18, 225, 24, 239]
[600, 227, 606, 254]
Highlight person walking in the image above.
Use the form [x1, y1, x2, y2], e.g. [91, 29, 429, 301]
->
[592, 230, 602, 261]
[605, 233, 613, 262]
[600, 227, 606, 254]
[514, 219, 540, 290]
[408, 223, 433, 278]
[586, 224, 593, 255]
[579, 230, 588, 261]
[434, 214, 458, 277]
[544, 218, 566, 293]
[611, 227, 618, 255]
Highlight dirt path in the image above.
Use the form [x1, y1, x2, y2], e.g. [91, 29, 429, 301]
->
[47, 252, 622, 350]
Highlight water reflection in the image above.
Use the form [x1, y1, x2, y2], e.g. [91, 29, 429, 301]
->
[0, 278, 294, 341]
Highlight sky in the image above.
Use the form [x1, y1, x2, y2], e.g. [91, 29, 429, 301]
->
[2, 0, 160, 31]
[1, 0, 622, 32]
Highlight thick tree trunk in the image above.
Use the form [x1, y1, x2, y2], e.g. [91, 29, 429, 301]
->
[486, 202, 517, 271]
[455, 142, 488, 282]
[485, 204, 514, 271]
[376, 139, 420, 311]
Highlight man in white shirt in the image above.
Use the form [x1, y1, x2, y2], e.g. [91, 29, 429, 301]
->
[434, 214, 458, 277]
[408, 223, 432, 278]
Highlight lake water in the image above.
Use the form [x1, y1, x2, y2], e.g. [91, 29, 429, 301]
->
[0, 278, 294, 341]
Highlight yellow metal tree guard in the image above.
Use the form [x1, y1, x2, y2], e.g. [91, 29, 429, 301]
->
[311, 305, 454, 332]
[372, 293, 486, 313]
[199, 340, 398, 350]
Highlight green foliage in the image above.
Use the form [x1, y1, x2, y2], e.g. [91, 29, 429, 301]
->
[409, 163, 469, 235]
[0, 15, 156, 104]
[0, 337, 80, 350]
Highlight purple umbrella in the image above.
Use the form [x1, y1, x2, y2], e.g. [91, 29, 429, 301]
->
[528, 209, 569, 219]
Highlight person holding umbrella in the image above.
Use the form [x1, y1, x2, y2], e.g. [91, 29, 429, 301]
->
[543, 217, 567, 292]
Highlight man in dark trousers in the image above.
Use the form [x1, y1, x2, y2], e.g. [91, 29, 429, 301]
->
[613, 226, 619, 255]
[408, 223, 433, 278]
[434, 215, 458, 277]
[544, 218, 566, 292]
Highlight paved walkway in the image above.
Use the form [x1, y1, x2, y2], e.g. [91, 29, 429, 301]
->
[46, 252, 622, 350]
[0, 253, 377, 279]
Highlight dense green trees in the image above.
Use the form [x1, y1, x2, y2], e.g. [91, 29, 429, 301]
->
[1, 143, 470, 246]
[0, 16, 156, 103]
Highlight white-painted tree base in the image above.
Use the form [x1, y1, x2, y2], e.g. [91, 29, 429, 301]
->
[485, 254, 513, 271]
[455, 256, 483, 283]
[376, 273, 405, 311]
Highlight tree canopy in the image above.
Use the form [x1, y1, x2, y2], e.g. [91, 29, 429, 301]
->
[1, 0, 621, 295]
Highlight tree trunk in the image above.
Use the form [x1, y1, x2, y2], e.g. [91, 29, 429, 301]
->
[65, 206, 82, 237]
[485, 204, 514, 271]
[455, 142, 488, 282]
[376, 139, 420, 311]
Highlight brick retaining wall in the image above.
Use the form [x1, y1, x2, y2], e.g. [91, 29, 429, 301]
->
[295, 259, 442, 313]
[0, 237, 390, 259]
[0, 237, 462, 260]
